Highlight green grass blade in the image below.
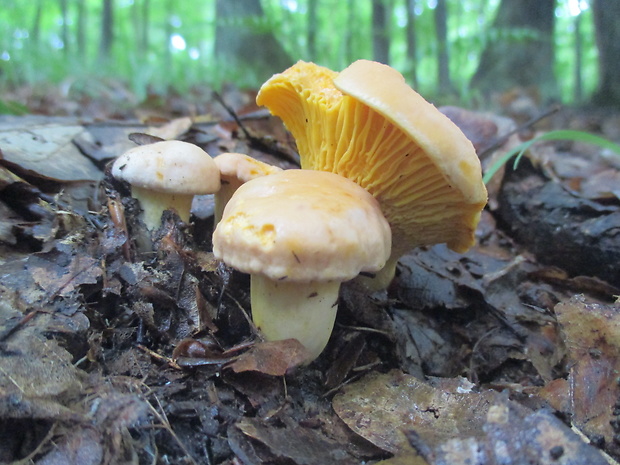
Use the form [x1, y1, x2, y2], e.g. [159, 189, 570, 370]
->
[482, 129, 620, 185]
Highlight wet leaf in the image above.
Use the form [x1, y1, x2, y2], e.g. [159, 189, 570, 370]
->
[0, 123, 103, 181]
[332, 370, 493, 454]
[235, 417, 359, 465]
[539, 295, 620, 456]
[27, 253, 103, 298]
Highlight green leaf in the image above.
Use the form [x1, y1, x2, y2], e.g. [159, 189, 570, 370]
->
[483, 130, 620, 185]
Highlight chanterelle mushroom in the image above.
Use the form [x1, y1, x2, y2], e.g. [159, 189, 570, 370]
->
[111, 140, 221, 230]
[256, 60, 487, 289]
[213, 152, 282, 225]
[212, 169, 391, 362]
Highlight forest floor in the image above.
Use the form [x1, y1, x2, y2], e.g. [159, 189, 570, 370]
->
[0, 81, 619, 465]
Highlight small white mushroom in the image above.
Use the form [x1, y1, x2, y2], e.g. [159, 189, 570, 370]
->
[111, 140, 221, 230]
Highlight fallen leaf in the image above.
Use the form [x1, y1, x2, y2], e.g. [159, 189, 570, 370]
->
[332, 370, 493, 454]
[0, 123, 103, 181]
[228, 339, 310, 376]
[146, 116, 193, 140]
[235, 417, 359, 465]
[28, 253, 103, 298]
[539, 295, 620, 457]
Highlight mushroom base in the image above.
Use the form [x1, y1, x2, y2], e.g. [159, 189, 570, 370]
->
[250, 275, 340, 362]
[131, 186, 193, 231]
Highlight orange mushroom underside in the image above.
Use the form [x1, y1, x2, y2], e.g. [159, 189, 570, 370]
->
[256, 60, 487, 256]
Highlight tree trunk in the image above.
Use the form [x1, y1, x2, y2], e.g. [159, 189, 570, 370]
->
[344, 0, 356, 64]
[591, 0, 620, 107]
[405, 0, 418, 88]
[307, 0, 318, 61]
[59, 0, 69, 56]
[470, 0, 556, 100]
[142, 0, 150, 53]
[99, 0, 114, 63]
[573, 11, 583, 103]
[76, 0, 86, 59]
[31, 0, 43, 48]
[164, 0, 173, 78]
[215, 0, 292, 83]
[434, 0, 452, 94]
[372, 0, 390, 65]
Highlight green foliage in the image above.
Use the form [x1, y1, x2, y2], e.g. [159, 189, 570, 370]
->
[0, 0, 602, 104]
[483, 130, 620, 185]
[0, 99, 29, 115]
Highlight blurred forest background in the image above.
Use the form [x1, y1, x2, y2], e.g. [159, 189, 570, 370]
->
[1, 0, 619, 116]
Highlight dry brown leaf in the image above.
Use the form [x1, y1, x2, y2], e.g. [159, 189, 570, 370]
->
[228, 339, 310, 376]
[540, 295, 620, 457]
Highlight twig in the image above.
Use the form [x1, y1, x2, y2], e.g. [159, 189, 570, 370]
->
[211, 91, 300, 166]
[212, 91, 254, 141]
[0, 309, 46, 343]
[136, 344, 182, 370]
[478, 104, 561, 160]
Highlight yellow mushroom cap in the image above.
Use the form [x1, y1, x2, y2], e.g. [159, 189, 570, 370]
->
[256, 60, 487, 256]
[213, 152, 282, 185]
[212, 169, 391, 282]
[111, 140, 221, 195]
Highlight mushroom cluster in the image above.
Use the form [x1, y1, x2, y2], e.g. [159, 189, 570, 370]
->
[111, 59, 487, 364]
[256, 60, 488, 289]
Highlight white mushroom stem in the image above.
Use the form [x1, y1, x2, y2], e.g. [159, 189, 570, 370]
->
[250, 274, 340, 362]
[131, 186, 194, 231]
[214, 179, 243, 225]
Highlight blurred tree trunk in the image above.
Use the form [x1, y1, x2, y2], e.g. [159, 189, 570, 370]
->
[344, 0, 356, 64]
[307, 0, 318, 61]
[405, 0, 418, 88]
[591, 0, 620, 107]
[372, 0, 391, 64]
[59, 0, 69, 56]
[215, 0, 292, 82]
[131, 0, 149, 55]
[434, 0, 452, 94]
[76, 0, 86, 59]
[573, 10, 583, 103]
[164, 0, 173, 78]
[31, 0, 43, 47]
[470, 0, 556, 99]
[99, 0, 114, 63]
[141, 0, 150, 53]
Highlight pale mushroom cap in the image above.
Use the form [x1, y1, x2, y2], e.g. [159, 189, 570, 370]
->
[212, 169, 391, 282]
[111, 140, 221, 195]
[256, 60, 487, 255]
[213, 152, 282, 184]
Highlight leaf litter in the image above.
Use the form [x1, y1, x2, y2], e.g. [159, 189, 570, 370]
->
[0, 87, 618, 464]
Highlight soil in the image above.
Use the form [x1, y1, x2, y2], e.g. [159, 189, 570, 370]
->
[0, 85, 619, 465]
